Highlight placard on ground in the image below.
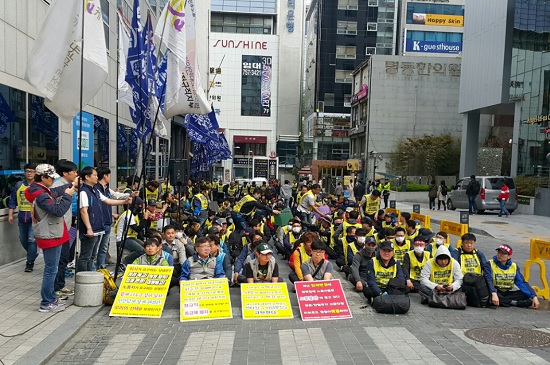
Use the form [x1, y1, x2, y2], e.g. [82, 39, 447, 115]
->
[241, 283, 293, 319]
[180, 278, 232, 322]
[110, 265, 173, 318]
[294, 279, 353, 321]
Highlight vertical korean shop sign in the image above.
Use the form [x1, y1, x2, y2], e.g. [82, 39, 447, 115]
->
[110, 265, 173, 318]
[180, 278, 232, 322]
[241, 55, 272, 117]
[294, 280, 352, 321]
[72, 111, 94, 168]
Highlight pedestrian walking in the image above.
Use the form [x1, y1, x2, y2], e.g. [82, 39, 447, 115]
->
[498, 182, 510, 217]
[428, 179, 438, 210]
[437, 180, 448, 211]
[466, 175, 480, 214]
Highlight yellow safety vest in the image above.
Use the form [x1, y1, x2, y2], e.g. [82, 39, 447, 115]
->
[234, 194, 257, 215]
[241, 186, 249, 195]
[372, 257, 397, 289]
[490, 261, 517, 292]
[160, 183, 172, 195]
[339, 221, 362, 239]
[429, 259, 454, 285]
[407, 251, 430, 281]
[460, 251, 482, 275]
[288, 232, 302, 246]
[342, 239, 359, 266]
[194, 193, 209, 210]
[383, 182, 391, 194]
[300, 190, 316, 211]
[114, 210, 140, 238]
[392, 239, 411, 262]
[363, 194, 379, 215]
[16, 182, 32, 211]
[227, 185, 238, 197]
[145, 188, 159, 202]
[406, 229, 419, 242]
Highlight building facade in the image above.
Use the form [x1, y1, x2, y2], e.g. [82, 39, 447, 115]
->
[209, 0, 303, 181]
[349, 54, 491, 179]
[303, 0, 398, 180]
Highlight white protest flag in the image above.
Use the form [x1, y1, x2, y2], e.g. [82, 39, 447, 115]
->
[25, 0, 108, 121]
[117, 12, 135, 110]
[155, 0, 210, 118]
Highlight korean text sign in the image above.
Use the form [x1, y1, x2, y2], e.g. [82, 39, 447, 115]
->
[295, 280, 352, 321]
[180, 278, 232, 322]
[110, 265, 173, 318]
[241, 283, 293, 319]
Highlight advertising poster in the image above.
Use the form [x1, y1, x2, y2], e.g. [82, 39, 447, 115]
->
[405, 40, 462, 54]
[180, 278, 232, 322]
[295, 280, 353, 321]
[412, 13, 463, 27]
[110, 265, 173, 318]
[72, 111, 94, 169]
[241, 283, 293, 319]
[253, 158, 268, 179]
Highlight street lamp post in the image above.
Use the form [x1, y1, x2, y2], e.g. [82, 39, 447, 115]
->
[248, 150, 253, 180]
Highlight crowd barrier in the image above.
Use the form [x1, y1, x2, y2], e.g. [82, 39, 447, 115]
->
[523, 239, 550, 300]
[439, 220, 468, 248]
[411, 212, 431, 230]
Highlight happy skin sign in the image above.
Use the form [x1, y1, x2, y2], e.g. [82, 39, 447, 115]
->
[110, 265, 173, 318]
[294, 280, 352, 321]
[241, 283, 293, 319]
[180, 278, 232, 322]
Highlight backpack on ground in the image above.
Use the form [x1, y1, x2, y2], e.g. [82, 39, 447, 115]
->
[372, 294, 410, 314]
[462, 273, 490, 307]
[441, 185, 448, 196]
[98, 268, 118, 306]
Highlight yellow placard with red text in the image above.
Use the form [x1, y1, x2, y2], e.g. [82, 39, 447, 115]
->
[180, 278, 232, 322]
[110, 265, 173, 318]
[241, 283, 293, 319]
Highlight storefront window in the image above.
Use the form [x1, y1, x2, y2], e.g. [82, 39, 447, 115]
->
[28, 94, 59, 166]
[94, 115, 109, 167]
[117, 123, 138, 180]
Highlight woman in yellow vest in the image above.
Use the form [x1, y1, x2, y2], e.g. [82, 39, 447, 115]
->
[364, 240, 404, 304]
[489, 244, 539, 309]
[288, 231, 317, 283]
[419, 246, 463, 304]
[402, 239, 430, 292]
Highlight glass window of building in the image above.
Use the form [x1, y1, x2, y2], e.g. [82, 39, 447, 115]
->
[366, 47, 376, 55]
[344, 94, 351, 107]
[368, 0, 378, 6]
[367, 22, 378, 31]
[338, 0, 358, 11]
[28, 95, 59, 167]
[337, 21, 357, 35]
[93, 116, 109, 167]
[406, 31, 463, 43]
[324, 93, 335, 107]
[210, 13, 273, 34]
[335, 70, 352, 83]
[336, 45, 356, 59]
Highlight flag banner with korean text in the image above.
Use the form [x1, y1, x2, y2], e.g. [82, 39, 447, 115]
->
[26, 0, 108, 121]
[117, 11, 135, 110]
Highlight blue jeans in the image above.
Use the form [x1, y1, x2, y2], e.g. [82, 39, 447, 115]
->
[96, 225, 112, 269]
[117, 238, 145, 264]
[19, 221, 37, 264]
[41, 244, 63, 306]
[499, 199, 510, 216]
[468, 196, 478, 213]
[297, 210, 311, 224]
[78, 235, 101, 272]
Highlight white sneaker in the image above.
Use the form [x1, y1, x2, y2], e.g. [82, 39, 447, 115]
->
[67, 260, 76, 269]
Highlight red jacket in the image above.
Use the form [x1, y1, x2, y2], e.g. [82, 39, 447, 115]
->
[498, 184, 510, 202]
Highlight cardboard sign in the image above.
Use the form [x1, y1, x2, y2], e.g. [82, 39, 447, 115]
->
[180, 278, 232, 322]
[295, 280, 352, 321]
[110, 265, 173, 318]
[241, 283, 293, 320]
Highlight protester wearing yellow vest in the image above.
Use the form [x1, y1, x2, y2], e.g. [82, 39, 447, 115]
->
[283, 220, 303, 261]
[359, 189, 381, 219]
[364, 240, 404, 304]
[160, 177, 173, 196]
[392, 227, 411, 262]
[192, 186, 210, 226]
[8, 162, 37, 272]
[288, 231, 316, 282]
[419, 245, 463, 304]
[297, 184, 326, 224]
[402, 240, 430, 292]
[143, 180, 160, 202]
[335, 226, 358, 270]
[489, 244, 539, 309]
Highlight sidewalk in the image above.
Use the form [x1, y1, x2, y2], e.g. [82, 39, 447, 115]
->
[393, 201, 550, 245]
[0, 255, 102, 365]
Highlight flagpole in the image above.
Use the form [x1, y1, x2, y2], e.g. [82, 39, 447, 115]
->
[74, 0, 87, 275]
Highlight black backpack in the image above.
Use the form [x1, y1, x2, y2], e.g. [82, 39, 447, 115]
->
[441, 185, 448, 196]
[462, 273, 490, 307]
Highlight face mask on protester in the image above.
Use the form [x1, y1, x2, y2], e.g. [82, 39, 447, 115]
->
[292, 227, 301, 234]
[395, 236, 405, 243]
[364, 246, 376, 255]
[357, 236, 366, 244]
[175, 232, 183, 239]
[436, 238, 445, 246]
[414, 246, 425, 254]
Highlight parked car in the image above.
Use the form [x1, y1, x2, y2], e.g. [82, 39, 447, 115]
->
[447, 176, 518, 214]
